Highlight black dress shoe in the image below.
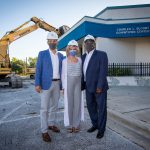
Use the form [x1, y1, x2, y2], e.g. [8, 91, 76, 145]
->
[96, 131, 104, 139]
[87, 126, 97, 133]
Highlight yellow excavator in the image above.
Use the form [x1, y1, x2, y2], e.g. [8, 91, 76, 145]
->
[0, 17, 69, 88]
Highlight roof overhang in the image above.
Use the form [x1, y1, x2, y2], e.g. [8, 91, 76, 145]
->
[58, 16, 150, 50]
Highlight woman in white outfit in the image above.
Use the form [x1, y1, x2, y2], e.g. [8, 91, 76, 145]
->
[62, 40, 84, 133]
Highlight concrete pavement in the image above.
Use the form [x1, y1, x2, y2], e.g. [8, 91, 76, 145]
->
[107, 86, 150, 149]
[0, 80, 149, 150]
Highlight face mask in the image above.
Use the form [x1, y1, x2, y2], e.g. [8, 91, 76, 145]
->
[69, 50, 77, 56]
[49, 43, 57, 50]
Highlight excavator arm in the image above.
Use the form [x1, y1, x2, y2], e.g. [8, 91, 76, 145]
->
[0, 16, 69, 70]
[0, 23, 38, 69]
[0, 17, 66, 44]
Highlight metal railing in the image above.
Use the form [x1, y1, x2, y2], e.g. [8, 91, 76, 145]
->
[108, 63, 150, 76]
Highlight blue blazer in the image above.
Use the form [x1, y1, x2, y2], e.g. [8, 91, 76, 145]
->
[81, 50, 109, 93]
[35, 49, 64, 90]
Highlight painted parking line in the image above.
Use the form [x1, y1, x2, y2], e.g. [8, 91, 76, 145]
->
[0, 110, 64, 125]
[0, 102, 26, 125]
[0, 115, 40, 124]
[0, 98, 36, 106]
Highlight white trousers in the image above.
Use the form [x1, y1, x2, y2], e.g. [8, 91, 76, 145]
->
[40, 81, 60, 133]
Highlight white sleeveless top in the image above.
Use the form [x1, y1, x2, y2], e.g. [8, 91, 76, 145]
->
[67, 60, 81, 76]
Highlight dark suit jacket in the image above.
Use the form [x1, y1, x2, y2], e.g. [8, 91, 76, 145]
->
[81, 50, 109, 93]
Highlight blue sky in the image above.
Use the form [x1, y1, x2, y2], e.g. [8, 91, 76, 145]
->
[0, 0, 150, 60]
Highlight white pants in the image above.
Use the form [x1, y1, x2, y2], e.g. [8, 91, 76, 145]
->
[40, 81, 60, 133]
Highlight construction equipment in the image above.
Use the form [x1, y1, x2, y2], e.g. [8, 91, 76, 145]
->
[0, 17, 69, 88]
[26, 67, 36, 79]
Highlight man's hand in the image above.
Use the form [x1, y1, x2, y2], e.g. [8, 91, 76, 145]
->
[35, 86, 41, 93]
[96, 88, 102, 94]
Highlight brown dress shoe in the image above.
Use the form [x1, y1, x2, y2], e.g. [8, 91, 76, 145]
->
[67, 127, 73, 133]
[48, 125, 60, 133]
[42, 132, 51, 142]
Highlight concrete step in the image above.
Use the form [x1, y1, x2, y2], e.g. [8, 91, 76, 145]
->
[107, 109, 150, 150]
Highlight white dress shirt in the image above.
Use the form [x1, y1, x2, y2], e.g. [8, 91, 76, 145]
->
[49, 49, 60, 79]
[83, 49, 95, 81]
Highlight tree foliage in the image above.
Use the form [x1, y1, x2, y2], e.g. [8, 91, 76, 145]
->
[11, 57, 24, 74]
[10, 57, 37, 74]
[28, 57, 37, 68]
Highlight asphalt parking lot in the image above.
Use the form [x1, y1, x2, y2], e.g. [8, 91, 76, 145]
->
[0, 80, 147, 150]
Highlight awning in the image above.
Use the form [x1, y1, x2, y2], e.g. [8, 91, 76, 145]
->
[58, 16, 150, 50]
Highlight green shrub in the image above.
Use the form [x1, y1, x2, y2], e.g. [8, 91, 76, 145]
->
[108, 67, 132, 76]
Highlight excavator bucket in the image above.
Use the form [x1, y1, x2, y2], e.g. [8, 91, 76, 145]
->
[58, 25, 70, 36]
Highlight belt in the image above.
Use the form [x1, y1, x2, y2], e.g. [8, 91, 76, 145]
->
[52, 79, 60, 81]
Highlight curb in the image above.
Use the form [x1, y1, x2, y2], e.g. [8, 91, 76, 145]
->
[107, 109, 150, 139]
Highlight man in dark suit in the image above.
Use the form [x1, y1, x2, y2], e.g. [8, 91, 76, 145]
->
[81, 35, 109, 139]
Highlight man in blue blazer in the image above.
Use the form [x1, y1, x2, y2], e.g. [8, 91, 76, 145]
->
[35, 31, 64, 142]
[81, 35, 109, 139]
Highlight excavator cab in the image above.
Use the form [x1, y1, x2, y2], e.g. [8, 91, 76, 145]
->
[58, 25, 70, 35]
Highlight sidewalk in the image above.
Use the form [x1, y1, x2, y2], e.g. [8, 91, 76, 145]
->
[107, 86, 150, 149]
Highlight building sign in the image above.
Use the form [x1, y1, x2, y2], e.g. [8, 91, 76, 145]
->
[85, 22, 150, 38]
[116, 26, 150, 35]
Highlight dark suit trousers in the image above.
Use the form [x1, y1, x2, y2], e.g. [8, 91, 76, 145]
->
[86, 89, 107, 134]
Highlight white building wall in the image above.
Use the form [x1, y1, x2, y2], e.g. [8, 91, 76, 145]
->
[96, 7, 150, 19]
[96, 37, 135, 63]
[135, 37, 150, 63]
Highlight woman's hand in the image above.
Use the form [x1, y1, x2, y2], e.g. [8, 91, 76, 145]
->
[61, 89, 64, 95]
[62, 89, 64, 95]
